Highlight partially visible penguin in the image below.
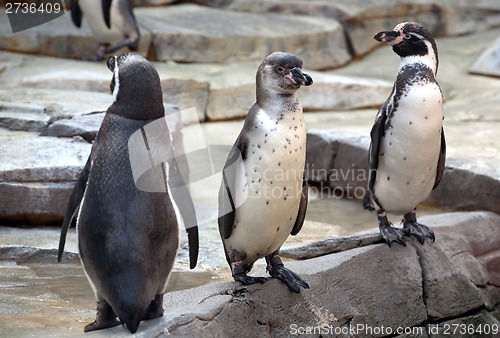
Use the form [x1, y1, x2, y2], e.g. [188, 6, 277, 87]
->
[70, 0, 140, 60]
[57, 53, 198, 333]
[365, 22, 446, 246]
[218, 52, 313, 293]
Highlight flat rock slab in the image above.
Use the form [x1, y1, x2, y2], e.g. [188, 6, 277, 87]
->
[0, 52, 209, 121]
[305, 129, 500, 214]
[470, 36, 500, 78]
[136, 4, 351, 69]
[0, 8, 151, 59]
[224, 0, 500, 57]
[0, 130, 90, 223]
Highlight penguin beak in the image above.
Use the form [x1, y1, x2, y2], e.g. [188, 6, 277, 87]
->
[288, 67, 313, 86]
[374, 30, 404, 46]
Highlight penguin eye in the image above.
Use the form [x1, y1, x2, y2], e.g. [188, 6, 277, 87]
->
[404, 33, 412, 40]
[277, 67, 284, 73]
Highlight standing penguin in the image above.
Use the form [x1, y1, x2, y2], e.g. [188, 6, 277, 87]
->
[218, 52, 313, 293]
[70, 0, 140, 60]
[57, 53, 198, 333]
[365, 22, 446, 246]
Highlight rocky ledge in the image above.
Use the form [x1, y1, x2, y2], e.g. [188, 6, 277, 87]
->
[75, 211, 499, 337]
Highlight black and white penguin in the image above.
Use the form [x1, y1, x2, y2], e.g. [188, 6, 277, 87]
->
[365, 22, 446, 246]
[70, 0, 140, 60]
[218, 52, 313, 293]
[57, 53, 198, 333]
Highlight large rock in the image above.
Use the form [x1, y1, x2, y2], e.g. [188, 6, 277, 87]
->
[0, 8, 151, 59]
[136, 4, 351, 69]
[0, 130, 91, 223]
[469, 36, 500, 78]
[223, 0, 500, 58]
[89, 211, 500, 337]
[0, 52, 210, 121]
[301, 72, 392, 111]
[305, 129, 500, 213]
[0, 86, 112, 121]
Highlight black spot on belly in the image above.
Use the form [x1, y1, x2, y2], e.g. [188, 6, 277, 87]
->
[403, 157, 406, 160]
[276, 227, 280, 232]
[409, 121, 413, 125]
[387, 176, 390, 181]
[266, 200, 270, 205]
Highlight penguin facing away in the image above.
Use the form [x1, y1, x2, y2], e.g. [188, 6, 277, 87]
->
[366, 22, 446, 246]
[57, 53, 198, 333]
[70, 0, 140, 60]
[219, 52, 313, 293]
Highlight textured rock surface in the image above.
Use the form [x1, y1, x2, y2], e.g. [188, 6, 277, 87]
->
[470, 36, 500, 78]
[46, 211, 497, 337]
[0, 9, 152, 59]
[136, 4, 351, 69]
[222, 0, 500, 57]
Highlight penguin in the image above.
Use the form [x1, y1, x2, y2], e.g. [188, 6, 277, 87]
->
[218, 52, 313, 293]
[57, 53, 198, 333]
[70, 0, 140, 60]
[365, 22, 446, 246]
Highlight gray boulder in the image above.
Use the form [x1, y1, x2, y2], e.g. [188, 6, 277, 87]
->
[96, 211, 500, 337]
[223, 0, 500, 58]
[305, 129, 500, 214]
[470, 36, 500, 78]
[136, 4, 351, 69]
[0, 8, 151, 59]
[0, 130, 91, 223]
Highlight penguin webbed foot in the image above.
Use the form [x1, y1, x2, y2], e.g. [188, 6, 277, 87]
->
[378, 214, 406, 247]
[233, 272, 267, 285]
[84, 300, 120, 332]
[143, 294, 164, 321]
[267, 264, 309, 293]
[403, 212, 435, 245]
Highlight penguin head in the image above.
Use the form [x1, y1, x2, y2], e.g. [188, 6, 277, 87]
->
[107, 53, 164, 120]
[256, 52, 313, 96]
[374, 22, 438, 70]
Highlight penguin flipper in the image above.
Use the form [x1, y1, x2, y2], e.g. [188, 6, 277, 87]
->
[433, 127, 446, 189]
[57, 155, 92, 262]
[101, 0, 113, 29]
[368, 107, 388, 192]
[70, 0, 83, 28]
[167, 160, 199, 269]
[291, 174, 308, 236]
[218, 137, 247, 240]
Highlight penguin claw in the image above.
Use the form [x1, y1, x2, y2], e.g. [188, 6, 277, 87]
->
[233, 272, 267, 285]
[403, 221, 435, 245]
[379, 224, 406, 247]
[268, 264, 309, 293]
[84, 300, 120, 332]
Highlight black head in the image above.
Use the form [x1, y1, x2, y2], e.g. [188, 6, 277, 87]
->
[256, 52, 313, 97]
[374, 22, 438, 71]
[107, 53, 164, 120]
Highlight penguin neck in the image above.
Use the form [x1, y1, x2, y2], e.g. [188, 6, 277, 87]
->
[256, 89, 301, 116]
[399, 41, 438, 76]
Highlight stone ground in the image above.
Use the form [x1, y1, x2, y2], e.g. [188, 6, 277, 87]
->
[0, 1, 499, 336]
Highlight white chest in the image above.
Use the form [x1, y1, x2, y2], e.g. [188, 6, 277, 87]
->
[227, 108, 307, 262]
[374, 81, 443, 214]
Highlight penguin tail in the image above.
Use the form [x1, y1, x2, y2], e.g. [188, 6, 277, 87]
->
[114, 299, 147, 334]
